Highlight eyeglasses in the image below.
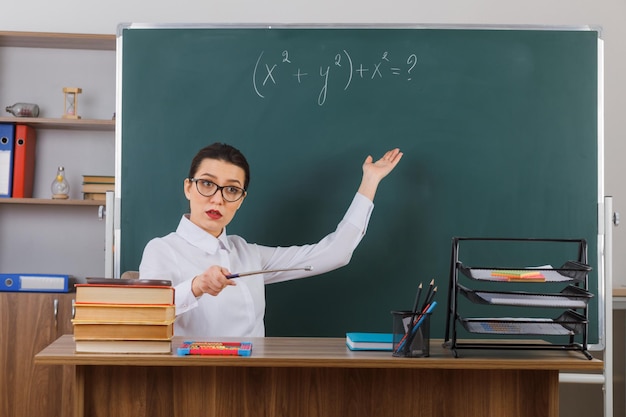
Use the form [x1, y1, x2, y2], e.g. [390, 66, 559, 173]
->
[189, 178, 246, 202]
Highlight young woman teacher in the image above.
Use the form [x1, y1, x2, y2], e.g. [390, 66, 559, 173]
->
[139, 143, 403, 337]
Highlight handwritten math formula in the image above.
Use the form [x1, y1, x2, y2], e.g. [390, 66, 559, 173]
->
[252, 50, 418, 106]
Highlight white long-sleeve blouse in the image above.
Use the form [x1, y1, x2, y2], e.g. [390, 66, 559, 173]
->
[139, 192, 373, 337]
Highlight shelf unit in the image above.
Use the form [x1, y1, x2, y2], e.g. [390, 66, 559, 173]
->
[0, 197, 103, 206]
[0, 116, 114, 131]
[0, 30, 115, 50]
[0, 29, 116, 202]
[0, 114, 113, 206]
[443, 237, 593, 359]
[0, 115, 112, 208]
[0, 30, 116, 277]
[0, 31, 116, 417]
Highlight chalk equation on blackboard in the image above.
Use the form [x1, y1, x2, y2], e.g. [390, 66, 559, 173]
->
[252, 50, 418, 106]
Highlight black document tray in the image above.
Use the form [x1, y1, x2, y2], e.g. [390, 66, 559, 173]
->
[458, 284, 593, 309]
[458, 260, 591, 283]
[459, 310, 587, 336]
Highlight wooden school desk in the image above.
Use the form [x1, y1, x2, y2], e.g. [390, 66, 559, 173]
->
[35, 335, 602, 417]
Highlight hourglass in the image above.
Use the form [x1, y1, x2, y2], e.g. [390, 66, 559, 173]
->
[62, 87, 82, 119]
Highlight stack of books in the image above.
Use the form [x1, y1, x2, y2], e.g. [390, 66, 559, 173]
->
[82, 174, 114, 201]
[72, 279, 175, 353]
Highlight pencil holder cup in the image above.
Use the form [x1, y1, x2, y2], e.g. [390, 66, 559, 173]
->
[391, 310, 431, 357]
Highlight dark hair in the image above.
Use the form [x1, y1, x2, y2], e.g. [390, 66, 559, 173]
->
[188, 143, 251, 190]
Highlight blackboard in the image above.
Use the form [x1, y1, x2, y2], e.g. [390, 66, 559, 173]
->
[118, 25, 601, 342]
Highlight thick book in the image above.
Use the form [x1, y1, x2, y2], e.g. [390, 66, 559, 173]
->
[345, 332, 393, 351]
[85, 277, 172, 286]
[177, 341, 253, 356]
[75, 339, 172, 354]
[82, 182, 114, 193]
[72, 320, 174, 340]
[83, 192, 107, 201]
[82, 174, 115, 184]
[75, 283, 175, 305]
[73, 304, 175, 322]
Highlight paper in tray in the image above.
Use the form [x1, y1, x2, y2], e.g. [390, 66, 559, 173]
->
[459, 310, 587, 336]
[458, 260, 591, 283]
[458, 284, 592, 308]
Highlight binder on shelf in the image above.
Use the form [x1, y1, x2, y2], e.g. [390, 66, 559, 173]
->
[12, 124, 36, 198]
[0, 123, 16, 198]
[0, 273, 70, 292]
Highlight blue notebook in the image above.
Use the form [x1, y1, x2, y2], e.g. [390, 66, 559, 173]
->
[346, 332, 393, 351]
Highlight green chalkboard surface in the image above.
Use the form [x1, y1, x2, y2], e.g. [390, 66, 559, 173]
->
[118, 26, 600, 342]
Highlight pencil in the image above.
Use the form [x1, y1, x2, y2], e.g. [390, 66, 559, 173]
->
[411, 283, 423, 315]
[421, 279, 435, 311]
[423, 286, 438, 309]
[406, 283, 423, 345]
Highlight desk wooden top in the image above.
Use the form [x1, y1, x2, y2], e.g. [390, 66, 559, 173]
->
[35, 335, 602, 372]
[614, 288, 626, 297]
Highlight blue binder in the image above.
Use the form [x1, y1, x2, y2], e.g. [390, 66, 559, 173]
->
[0, 273, 70, 292]
[0, 123, 16, 198]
